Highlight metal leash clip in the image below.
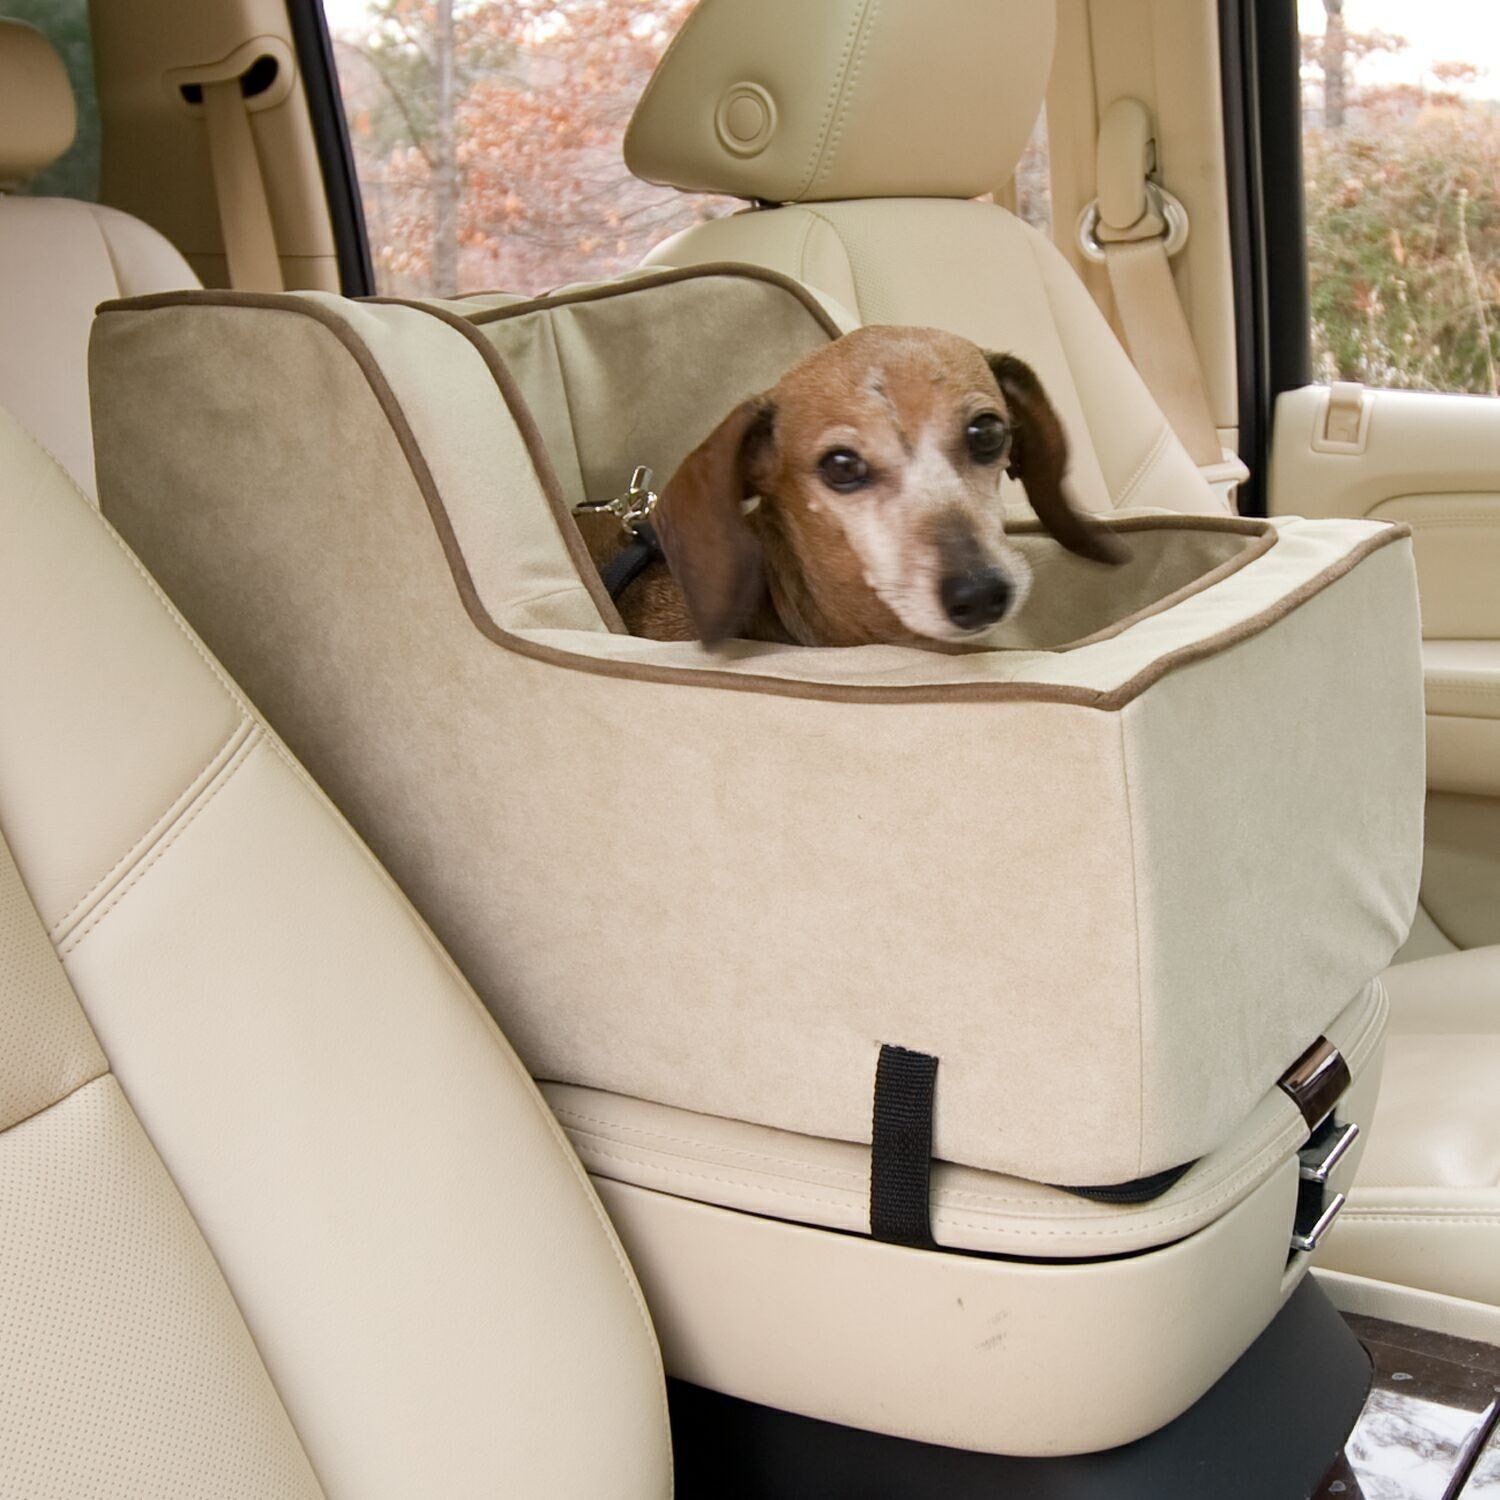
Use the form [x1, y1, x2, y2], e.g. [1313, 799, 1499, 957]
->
[573, 465, 658, 537]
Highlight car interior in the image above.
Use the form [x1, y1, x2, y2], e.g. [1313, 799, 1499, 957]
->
[2, 0, 1499, 1495]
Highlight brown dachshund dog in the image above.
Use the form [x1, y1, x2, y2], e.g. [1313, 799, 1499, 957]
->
[581, 325, 1125, 645]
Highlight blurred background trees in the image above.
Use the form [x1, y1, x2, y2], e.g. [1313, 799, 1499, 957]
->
[334, 0, 732, 295]
[1302, 1, 1500, 392]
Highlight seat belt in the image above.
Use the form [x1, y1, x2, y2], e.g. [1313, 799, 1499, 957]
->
[1080, 99, 1228, 473]
[1101, 239, 1222, 467]
[201, 76, 284, 292]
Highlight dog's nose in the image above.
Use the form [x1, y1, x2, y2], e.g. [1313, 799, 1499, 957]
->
[940, 569, 1013, 631]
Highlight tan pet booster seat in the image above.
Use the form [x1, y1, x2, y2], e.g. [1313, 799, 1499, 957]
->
[91, 267, 1424, 1457]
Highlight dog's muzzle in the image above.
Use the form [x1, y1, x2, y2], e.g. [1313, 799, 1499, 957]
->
[939, 568, 1013, 631]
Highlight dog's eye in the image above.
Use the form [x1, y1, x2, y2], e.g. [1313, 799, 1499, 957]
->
[818, 448, 870, 492]
[966, 413, 1011, 464]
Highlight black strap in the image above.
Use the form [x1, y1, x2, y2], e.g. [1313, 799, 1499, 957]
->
[1058, 1160, 1195, 1204]
[869, 1044, 938, 1248]
[600, 522, 664, 601]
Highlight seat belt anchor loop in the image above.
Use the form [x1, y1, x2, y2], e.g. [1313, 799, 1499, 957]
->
[1077, 184, 1190, 265]
[1077, 96, 1191, 264]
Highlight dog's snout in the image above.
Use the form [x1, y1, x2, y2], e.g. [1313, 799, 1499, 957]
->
[940, 569, 1013, 631]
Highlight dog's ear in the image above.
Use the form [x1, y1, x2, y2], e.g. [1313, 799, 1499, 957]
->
[652, 396, 777, 645]
[985, 353, 1127, 566]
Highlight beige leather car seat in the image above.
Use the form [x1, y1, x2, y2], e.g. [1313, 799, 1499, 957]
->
[0, 401, 671, 1498]
[0, 18, 198, 497]
[624, 0, 1226, 523]
[1317, 945, 1500, 1306]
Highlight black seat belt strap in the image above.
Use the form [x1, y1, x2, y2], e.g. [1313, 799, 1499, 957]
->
[869, 1043, 939, 1249]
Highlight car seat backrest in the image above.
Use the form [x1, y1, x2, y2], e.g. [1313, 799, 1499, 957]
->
[0, 401, 671, 1499]
[624, 0, 1226, 519]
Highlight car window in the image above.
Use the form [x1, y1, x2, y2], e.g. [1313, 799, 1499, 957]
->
[323, 0, 1055, 300]
[1299, 0, 1500, 394]
[323, 0, 732, 298]
[3, 0, 99, 201]
[1013, 108, 1051, 240]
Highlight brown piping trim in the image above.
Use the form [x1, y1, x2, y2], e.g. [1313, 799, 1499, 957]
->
[941, 515, 1278, 655]
[365, 270, 841, 633]
[369, 297, 629, 634]
[453, 261, 847, 337]
[94, 292, 1413, 710]
[1008, 514, 1269, 536]
[1105, 524, 1410, 704]
[1047, 523, 1276, 650]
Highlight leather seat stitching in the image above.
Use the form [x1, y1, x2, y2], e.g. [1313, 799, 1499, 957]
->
[86, 202, 127, 299]
[793, 211, 819, 284]
[1340, 1212, 1500, 1223]
[574, 1115, 1302, 1236]
[797, 0, 874, 199]
[809, 0, 881, 198]
[580, 1144, 873, 1215]
[142, 622, 676, 1453]
[580, 1138, 1289, 1241]
[575, 1122, 1297, 1231]
[562, 1107, 1303, 1221]
[559, 980, 1386, 1223]
[1020, 228, 1114, 510]
[50, 719, 253, 939]
[59, 729, 264, 955]
[0, 1068, 111, 1138]
[798, 208, 861, 317]
[14, 391, 674, 1472]
[553, 1104, 869, 1181]
[1113, 425, 1172, 511]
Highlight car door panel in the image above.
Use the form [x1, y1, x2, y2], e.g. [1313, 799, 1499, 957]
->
[1271, 384, 1500, 952]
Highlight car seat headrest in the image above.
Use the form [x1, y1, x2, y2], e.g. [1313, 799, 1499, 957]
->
[625, 0, 1056, 205]
[0, 19, 77, 191]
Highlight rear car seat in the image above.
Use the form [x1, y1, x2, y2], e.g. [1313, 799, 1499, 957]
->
[621, 0, 1500, 1313]
[0, 400, 671, 1498]
[0, 18, 198, 497]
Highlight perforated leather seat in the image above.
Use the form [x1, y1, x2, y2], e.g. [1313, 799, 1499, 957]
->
[0, 18, 198, 497]
[0, 400, 671, 1497]
[624, 0, 1226, 523]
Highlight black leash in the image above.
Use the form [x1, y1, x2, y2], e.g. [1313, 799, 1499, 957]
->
[574, 466, 663, 603]
[600, 521, 664, 601]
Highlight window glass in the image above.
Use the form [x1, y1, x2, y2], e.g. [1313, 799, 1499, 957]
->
[325, 1, 1055, 299]
[326, 0, 736, 297]
[2, 0, 100, 201]
[1299, 0, 1500, 393]
[1013, 107, 1052, 240]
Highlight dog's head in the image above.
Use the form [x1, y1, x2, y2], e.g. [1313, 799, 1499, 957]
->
[651, 325, 1126, 646]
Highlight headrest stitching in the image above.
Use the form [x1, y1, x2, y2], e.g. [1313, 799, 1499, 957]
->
[794, 0, 874, 202]
[809, 0, 883, 200]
